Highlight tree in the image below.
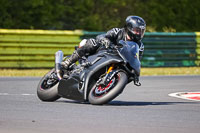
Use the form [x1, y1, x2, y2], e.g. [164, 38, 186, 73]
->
[0, 0, 200, 32]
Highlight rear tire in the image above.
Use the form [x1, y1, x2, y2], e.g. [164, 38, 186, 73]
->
[37, 69, 60, 102]
[88, 71, 128, 105]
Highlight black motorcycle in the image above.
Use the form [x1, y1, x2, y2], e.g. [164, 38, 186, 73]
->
[37, 40, 141, 105]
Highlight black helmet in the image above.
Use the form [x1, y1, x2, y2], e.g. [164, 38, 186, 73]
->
[125, 16, 146, 41]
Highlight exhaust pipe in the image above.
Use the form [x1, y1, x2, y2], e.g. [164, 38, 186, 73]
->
[55, 50, 63, 80]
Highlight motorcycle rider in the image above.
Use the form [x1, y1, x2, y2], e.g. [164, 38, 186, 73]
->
[62, 15, 146, 81]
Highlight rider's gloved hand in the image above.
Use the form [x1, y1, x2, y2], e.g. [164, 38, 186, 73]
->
[134, 74, 141, 86]
[100, 38, 111, 48]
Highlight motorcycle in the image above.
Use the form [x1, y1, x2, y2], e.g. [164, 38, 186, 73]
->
[37, 40, 141, 105]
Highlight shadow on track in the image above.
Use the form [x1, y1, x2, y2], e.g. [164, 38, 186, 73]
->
[56, 100, 199, 106]
[107, 100, 199, 106]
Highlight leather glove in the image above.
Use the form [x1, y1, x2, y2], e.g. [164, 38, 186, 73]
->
[100, 38, 110, 48]
[134, 75, 141, 86]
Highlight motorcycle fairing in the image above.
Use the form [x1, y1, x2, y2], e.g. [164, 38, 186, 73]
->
[57, 51, 123, 101]
[118, 41, 141, 75]
[58, 73, 85, 101]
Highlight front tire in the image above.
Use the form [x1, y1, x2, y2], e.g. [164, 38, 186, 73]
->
[37, 68, 60, 102]
[88, 71, 128, 105]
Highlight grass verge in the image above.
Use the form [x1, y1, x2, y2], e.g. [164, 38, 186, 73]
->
[0, 67, 200, 77]
[141, 67, 200, 76]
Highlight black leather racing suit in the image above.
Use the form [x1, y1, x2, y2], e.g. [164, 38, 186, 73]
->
[76, 28, 144, 60]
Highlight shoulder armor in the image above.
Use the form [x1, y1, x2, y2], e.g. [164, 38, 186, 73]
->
[107, 28, 121, 36]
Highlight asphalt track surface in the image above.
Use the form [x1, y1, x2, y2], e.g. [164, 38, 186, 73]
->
[0, 76, 200, 133]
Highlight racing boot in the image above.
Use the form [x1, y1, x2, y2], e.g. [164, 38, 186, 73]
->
[62, 50, 80, 69]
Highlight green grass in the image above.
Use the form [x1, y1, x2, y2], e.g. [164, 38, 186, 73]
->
[0, 69, 49, 77]
[0, 67, 200, 77]
[141, 67, 200, 76]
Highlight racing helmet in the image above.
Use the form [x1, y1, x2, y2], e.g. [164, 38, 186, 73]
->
[125, 16, 146, 41]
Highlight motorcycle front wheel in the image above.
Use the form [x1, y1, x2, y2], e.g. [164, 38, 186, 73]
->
[37, 68, 60, 102]
[88, 71, 128, 105]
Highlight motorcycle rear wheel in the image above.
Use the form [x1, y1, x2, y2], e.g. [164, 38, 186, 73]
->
[37, 68, 60, 102]
[88, 71, 128, 105]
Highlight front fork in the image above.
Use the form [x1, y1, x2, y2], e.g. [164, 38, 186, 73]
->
[105, 64, 141, 86]
[96, 64, 116, 87]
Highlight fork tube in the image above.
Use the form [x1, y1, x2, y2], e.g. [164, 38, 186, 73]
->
[107, 64, 114, 74]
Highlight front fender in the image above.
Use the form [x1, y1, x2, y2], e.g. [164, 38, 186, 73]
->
[83, 55, 123, 100]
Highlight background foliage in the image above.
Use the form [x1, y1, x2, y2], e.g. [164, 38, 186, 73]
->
[0, 0, 200, 32]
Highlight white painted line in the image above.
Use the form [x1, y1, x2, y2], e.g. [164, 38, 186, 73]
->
[0, 93, 35, 96]
[21, 93, 35, 96]
[0, 93, 9, 95]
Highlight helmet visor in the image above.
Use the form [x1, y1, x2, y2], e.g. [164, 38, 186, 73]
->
[127, 26, 145, 41]
[132, 27, 145, 38]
